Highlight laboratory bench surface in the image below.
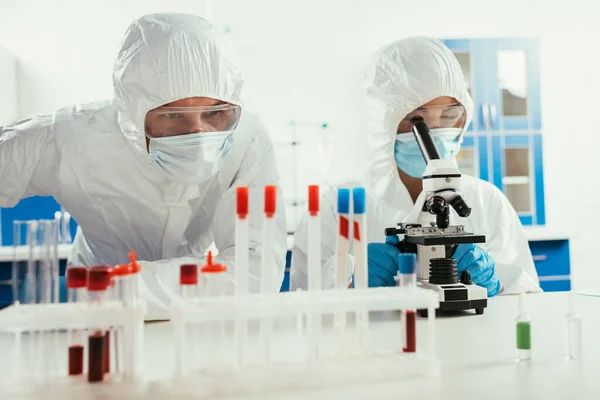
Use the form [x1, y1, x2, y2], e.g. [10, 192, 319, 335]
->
[2, 292, 600, 399]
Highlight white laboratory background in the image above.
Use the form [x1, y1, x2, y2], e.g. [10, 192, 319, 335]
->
[0, 0, 599, 288]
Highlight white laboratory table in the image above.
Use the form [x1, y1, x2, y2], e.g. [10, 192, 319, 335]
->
[2, 292, 599, 399]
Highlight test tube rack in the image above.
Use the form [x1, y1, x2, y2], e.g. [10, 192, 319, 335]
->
[0, 300, 147, 397]
[169, 285, 440, 398]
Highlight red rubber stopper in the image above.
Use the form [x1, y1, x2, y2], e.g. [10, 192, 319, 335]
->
[237, 186, 249, 219]
[88, 266, 111, 291]
[264, 185, 277, 218]
[308, 185, 319, 216]
[201, 251, 227, 274]
[180, 264, 199, 285]
[66, 267, 88, 289]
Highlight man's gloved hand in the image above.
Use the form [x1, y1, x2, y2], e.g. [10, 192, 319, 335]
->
[453, 243, 502, 296]
[367, 235, 401, 287]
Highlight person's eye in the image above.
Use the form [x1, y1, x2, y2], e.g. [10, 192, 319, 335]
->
[163, 113, 184, 119]
[441, 113, 459, 120]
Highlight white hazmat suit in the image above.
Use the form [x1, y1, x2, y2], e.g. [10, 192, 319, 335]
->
[0, 13, 287, 319]
[291, 37, 540, 294]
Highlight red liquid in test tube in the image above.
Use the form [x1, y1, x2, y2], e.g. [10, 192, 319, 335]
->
[87, 266, 111, 383]
[66, 267, 88, 376]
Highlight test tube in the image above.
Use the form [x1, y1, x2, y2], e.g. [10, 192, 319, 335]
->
[67, 267, 88, 376]
[235, 187, 249, 366]
[260, 185, 277, 363]
[180, 264, 199, 298]
[201, 252, 228, 367]
[516, 292, 531, 361]
[87, 266, 111, 383]
[306, 185, 321, 360]
[352, 188, 369, 356]
[127, 251, 144, 380]
[334, 188, 351, 357]
[566, 294, 582, 359]
[398, 253, 417, 353]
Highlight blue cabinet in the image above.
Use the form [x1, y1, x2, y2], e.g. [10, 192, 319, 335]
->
[444, 38, 545, 226]
[528, 239, 571, 292]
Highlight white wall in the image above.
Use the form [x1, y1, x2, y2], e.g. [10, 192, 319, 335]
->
[0, 0, 599, 288]
[0, 45, 18, 125]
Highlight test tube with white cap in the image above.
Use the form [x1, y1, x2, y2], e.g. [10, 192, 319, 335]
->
[306, 185, 321, 360]
[334, 188, 351, 357]
[260, 185, 277, 363]
[235, 186, 249, 366]
[397, 253, 417, 353]
[352, 187, 369, 356]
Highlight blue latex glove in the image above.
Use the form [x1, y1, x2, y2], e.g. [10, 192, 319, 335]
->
[367, 235, 401, 287]
[453, 244, 502, 297]
[19, 275, 68, 304]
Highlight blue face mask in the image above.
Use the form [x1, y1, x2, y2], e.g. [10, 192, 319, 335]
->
[394, 128, 462, 178]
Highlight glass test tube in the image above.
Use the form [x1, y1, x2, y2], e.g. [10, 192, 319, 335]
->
[398, 253, 417, 353]
[260, 186, 277, 363]
[307, 185, 322, 361]
[335, 188, 350, 357]
[566, 294, 582, 359]
[87, 266, 111, 383]
[180, 263, 199, 371]
[516, 292, 531, 361]
[67, 267, 88, 376]
[235, 186, 249, 366]
[202, 251, 228, 367]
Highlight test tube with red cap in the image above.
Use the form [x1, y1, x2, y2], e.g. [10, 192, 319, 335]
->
[397, 253, 417, 353]
[180, 263, 199, 298]
[306, 185, 321, 360]
[87, 265, 111, 383]
[111, 263, 135, 377]
[235, 186, 249, 366]
[260, 185, 277, 363]
[352, 188, 370, 356]
[201, 251, 229, 365]
[67, 267, 88, 376]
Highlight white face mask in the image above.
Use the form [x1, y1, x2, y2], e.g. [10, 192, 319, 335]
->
[148, 131, 234, 184]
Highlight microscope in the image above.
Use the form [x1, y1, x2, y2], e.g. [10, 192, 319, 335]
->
[386, 121, 488, 316]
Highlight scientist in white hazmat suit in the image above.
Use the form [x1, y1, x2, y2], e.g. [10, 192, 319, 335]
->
[291, 37, 540, 295]
[0, 13, 287, 319]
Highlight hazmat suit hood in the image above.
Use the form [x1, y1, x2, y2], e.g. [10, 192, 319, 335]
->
[112, 13, 244, 155]
[362, 36, 473, 206]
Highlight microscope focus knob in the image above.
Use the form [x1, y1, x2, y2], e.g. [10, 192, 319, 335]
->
[460, 270, 473, 285]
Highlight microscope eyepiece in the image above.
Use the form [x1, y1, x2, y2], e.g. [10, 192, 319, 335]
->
[426, 196, 446, 215]
[450, 196, 472, 218]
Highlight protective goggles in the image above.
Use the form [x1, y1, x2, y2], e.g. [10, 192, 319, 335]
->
[396, 104, 466, 134]
[145, 103, 242, 138]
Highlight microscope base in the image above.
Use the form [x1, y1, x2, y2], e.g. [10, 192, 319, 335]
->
[417, 281, 488, 317]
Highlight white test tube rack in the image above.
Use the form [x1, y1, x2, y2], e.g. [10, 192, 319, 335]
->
[169, 285, 440, 398]
[0, 300, 147, 397]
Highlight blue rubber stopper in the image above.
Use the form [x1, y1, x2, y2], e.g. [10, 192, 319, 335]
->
[398, 253, 417, 274]
[352, 188, 366, 214]
[337, 188, 350, 214]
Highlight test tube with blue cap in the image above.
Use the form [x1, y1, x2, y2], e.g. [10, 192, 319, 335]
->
[335, 188, 351, 357]
[397, 253, 417, 353]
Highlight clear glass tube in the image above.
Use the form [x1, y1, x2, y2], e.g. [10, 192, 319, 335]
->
[67, 267, 87, 376]
[566, 295, 582, 359]
[516, 293, 531, 361]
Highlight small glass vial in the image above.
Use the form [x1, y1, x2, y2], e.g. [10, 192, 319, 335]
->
[516, 292, 531, 361]
[566, 294, 582, 359]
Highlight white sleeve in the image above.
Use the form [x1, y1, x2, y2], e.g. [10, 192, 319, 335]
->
[137, 119, 287, 320]
[484, 185, 542, 294]
[0, 115, 59, 206]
